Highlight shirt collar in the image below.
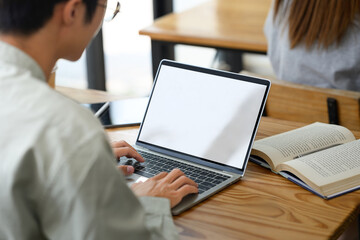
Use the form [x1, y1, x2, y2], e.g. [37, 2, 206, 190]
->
[0, 40, 46, 82]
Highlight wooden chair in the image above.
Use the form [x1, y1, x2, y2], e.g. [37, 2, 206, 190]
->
[241, 71, 360, 131]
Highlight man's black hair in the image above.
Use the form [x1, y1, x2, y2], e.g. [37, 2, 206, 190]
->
[0, 0, 98, 35]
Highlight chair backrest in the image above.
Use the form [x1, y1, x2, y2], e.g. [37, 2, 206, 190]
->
[241, 71, 360, 131]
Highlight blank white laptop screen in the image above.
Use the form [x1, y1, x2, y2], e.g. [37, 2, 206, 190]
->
[138, 64, 267, 170]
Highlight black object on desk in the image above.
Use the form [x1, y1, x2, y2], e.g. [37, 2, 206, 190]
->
[83, 97, 148, 128]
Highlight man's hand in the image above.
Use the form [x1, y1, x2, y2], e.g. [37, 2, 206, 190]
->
[111, 140, 144, 176]
[131, 169, 199, 208]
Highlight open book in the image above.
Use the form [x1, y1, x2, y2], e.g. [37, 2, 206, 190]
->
[250, 122, 360, 199]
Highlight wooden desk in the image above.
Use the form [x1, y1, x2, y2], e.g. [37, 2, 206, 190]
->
[56, 86, 125, 103]
[107, 118, 360, 240]
[140, 0, 272, 75]
[59, 87, 360, 240]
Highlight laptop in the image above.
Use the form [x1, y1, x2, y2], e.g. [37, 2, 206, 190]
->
[119, 60, 271, 215]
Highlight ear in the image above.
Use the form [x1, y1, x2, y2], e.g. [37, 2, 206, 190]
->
[62, 0, 83, 25]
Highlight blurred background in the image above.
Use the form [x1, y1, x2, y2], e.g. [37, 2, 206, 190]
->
[55, 0, 274, 97]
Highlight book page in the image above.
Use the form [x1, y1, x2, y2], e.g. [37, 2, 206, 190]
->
[277, 140, 360, 196]
[252, 122, 355, 169]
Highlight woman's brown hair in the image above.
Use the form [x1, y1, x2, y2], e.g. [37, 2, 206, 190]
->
[274, 0, 360, 49]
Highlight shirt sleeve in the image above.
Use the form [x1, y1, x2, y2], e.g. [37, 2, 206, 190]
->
[38, 130, 178, 240]
[138, 197, 179, 240]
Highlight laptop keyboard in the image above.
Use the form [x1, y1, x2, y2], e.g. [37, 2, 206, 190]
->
[121, 150, 231, 194]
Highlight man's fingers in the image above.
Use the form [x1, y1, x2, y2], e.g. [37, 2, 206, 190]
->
[117, 165, 134, 176]
[113, 147, 144, 162]
[171, 175, 198, 189]
[177, 184, 199, 197]
[165, 168, 185, 182]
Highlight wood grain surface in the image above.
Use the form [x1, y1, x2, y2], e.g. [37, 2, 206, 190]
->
[139, 0, 271, 52]
[56, 86, 125, 104]
[108, 118, 360, 240]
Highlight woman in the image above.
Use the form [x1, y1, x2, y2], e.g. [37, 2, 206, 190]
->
[264, 0, 360, 90]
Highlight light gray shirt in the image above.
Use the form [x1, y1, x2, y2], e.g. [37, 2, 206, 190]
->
[0, 41, 178, 240]
[264, 0, 360, 91]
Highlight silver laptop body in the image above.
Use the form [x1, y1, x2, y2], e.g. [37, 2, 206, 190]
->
[121, 60, 270, 215]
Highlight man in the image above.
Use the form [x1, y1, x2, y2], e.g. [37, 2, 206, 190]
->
[0, 0, 198, 239]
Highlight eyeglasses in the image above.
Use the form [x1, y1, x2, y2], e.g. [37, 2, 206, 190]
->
[98, 0, 120, 22]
